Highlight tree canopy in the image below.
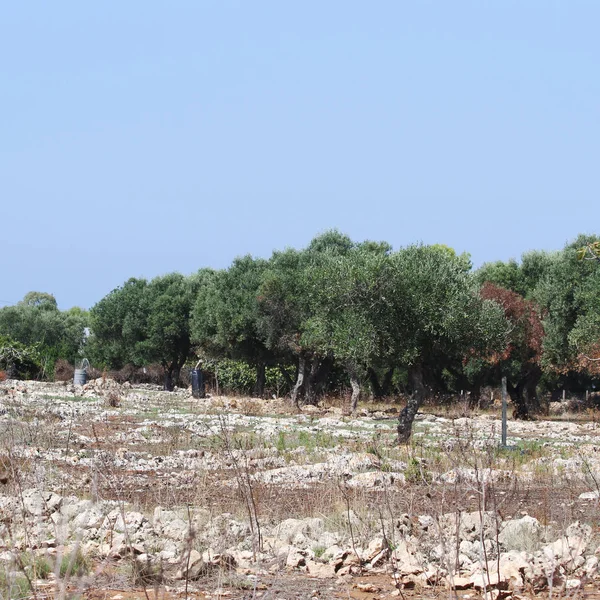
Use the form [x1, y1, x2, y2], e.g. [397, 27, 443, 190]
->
[5, 231, 600, 443]
[0, 292, 88, 375]
[89, 274, 197, 390]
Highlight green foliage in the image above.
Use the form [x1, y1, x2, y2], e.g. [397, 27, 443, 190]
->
[0, 292, 89, 378]
[12, 230, 600, 409]
[302, 240, 392, 374]
[19, 291, 58, 310]
[476, 252, 554, 300]
[257, 231, 356, 360]
[385, 245, 508, 375]
[192, 260, 272, 367]
[88, 278, 150, 368]
[476, 259, 527, 296]
[0, 336, 42, 379]
[534, 234, 600, 370]
[59, 547, 90, 577]
[404, 457, 433, 484]
[90, 274, 197, 389]
[203, 358, 290, 396]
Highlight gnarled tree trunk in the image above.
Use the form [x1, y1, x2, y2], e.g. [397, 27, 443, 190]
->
[291, 356, 306, 409]
[350, 375, 361, 413]
[304, 358, 332, 406]
[163, 368, 174, 392]
[397, 364, 426, 444]
[508, 369, 541, 420]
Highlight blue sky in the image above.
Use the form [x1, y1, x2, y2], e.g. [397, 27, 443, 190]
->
[1, 1, 597, 309]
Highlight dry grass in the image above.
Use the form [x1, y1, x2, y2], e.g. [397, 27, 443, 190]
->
[2, 383, 600, 598]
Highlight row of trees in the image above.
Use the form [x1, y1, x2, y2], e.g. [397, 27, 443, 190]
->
[0, 292, 88, 378]
[3, 232, 600, 440]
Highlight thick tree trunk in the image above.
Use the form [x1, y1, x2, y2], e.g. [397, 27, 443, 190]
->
[397, 364, 426, 444]
[254, 363, 266, 398]
[163, 368, 174, 392]
[507, 381, 530, 420]
[350, 375, 361, 413]
[524, 369, 543, 414]
[508, 370, 541, 420]
[304, 360, 319, 405]
[304, 358, 332, 406]
[291, 356, 306, 409]
[173, 365, 182, 388]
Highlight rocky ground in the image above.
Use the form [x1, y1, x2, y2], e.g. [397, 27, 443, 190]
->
[2, 378, 600, 599]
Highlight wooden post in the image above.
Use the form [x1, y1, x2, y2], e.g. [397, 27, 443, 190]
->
[501, 377, 507, 448]
[563, 389, 566, 402]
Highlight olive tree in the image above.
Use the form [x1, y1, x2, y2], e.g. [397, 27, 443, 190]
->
[301, 241, 393, 412]
[90, 274, 197, 390]
[191, 259, 275, 396]
[386, 246, 508, 443]
[257, 231, 355, 407]
[88, 278, 150, 368]
[534, 235, 600, 373]
[475, 283, 545, 419]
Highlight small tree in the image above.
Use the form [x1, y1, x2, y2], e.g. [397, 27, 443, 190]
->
[475, 283, 545, 419]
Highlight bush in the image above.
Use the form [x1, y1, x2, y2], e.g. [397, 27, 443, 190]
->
[105, 390, 121, 407]
[85, 363, 165, 385]
[53, 359, 74, 382]
[201, 359, 292, 397]
[109, 363, 164, 385]
[0, 371, 6, 382]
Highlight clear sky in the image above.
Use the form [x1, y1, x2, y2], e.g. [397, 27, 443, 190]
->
[1, 1, 597, 309]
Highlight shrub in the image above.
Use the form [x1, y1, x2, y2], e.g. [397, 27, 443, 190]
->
[53, 359, 74, 382]
[405, 457, 433, 484]
[106, 390, 121, 408]
[89, 363, 165, 385]
[201, 358, 292, 397]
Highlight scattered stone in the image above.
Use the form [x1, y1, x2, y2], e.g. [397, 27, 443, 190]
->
[498, 516, 542, 552]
